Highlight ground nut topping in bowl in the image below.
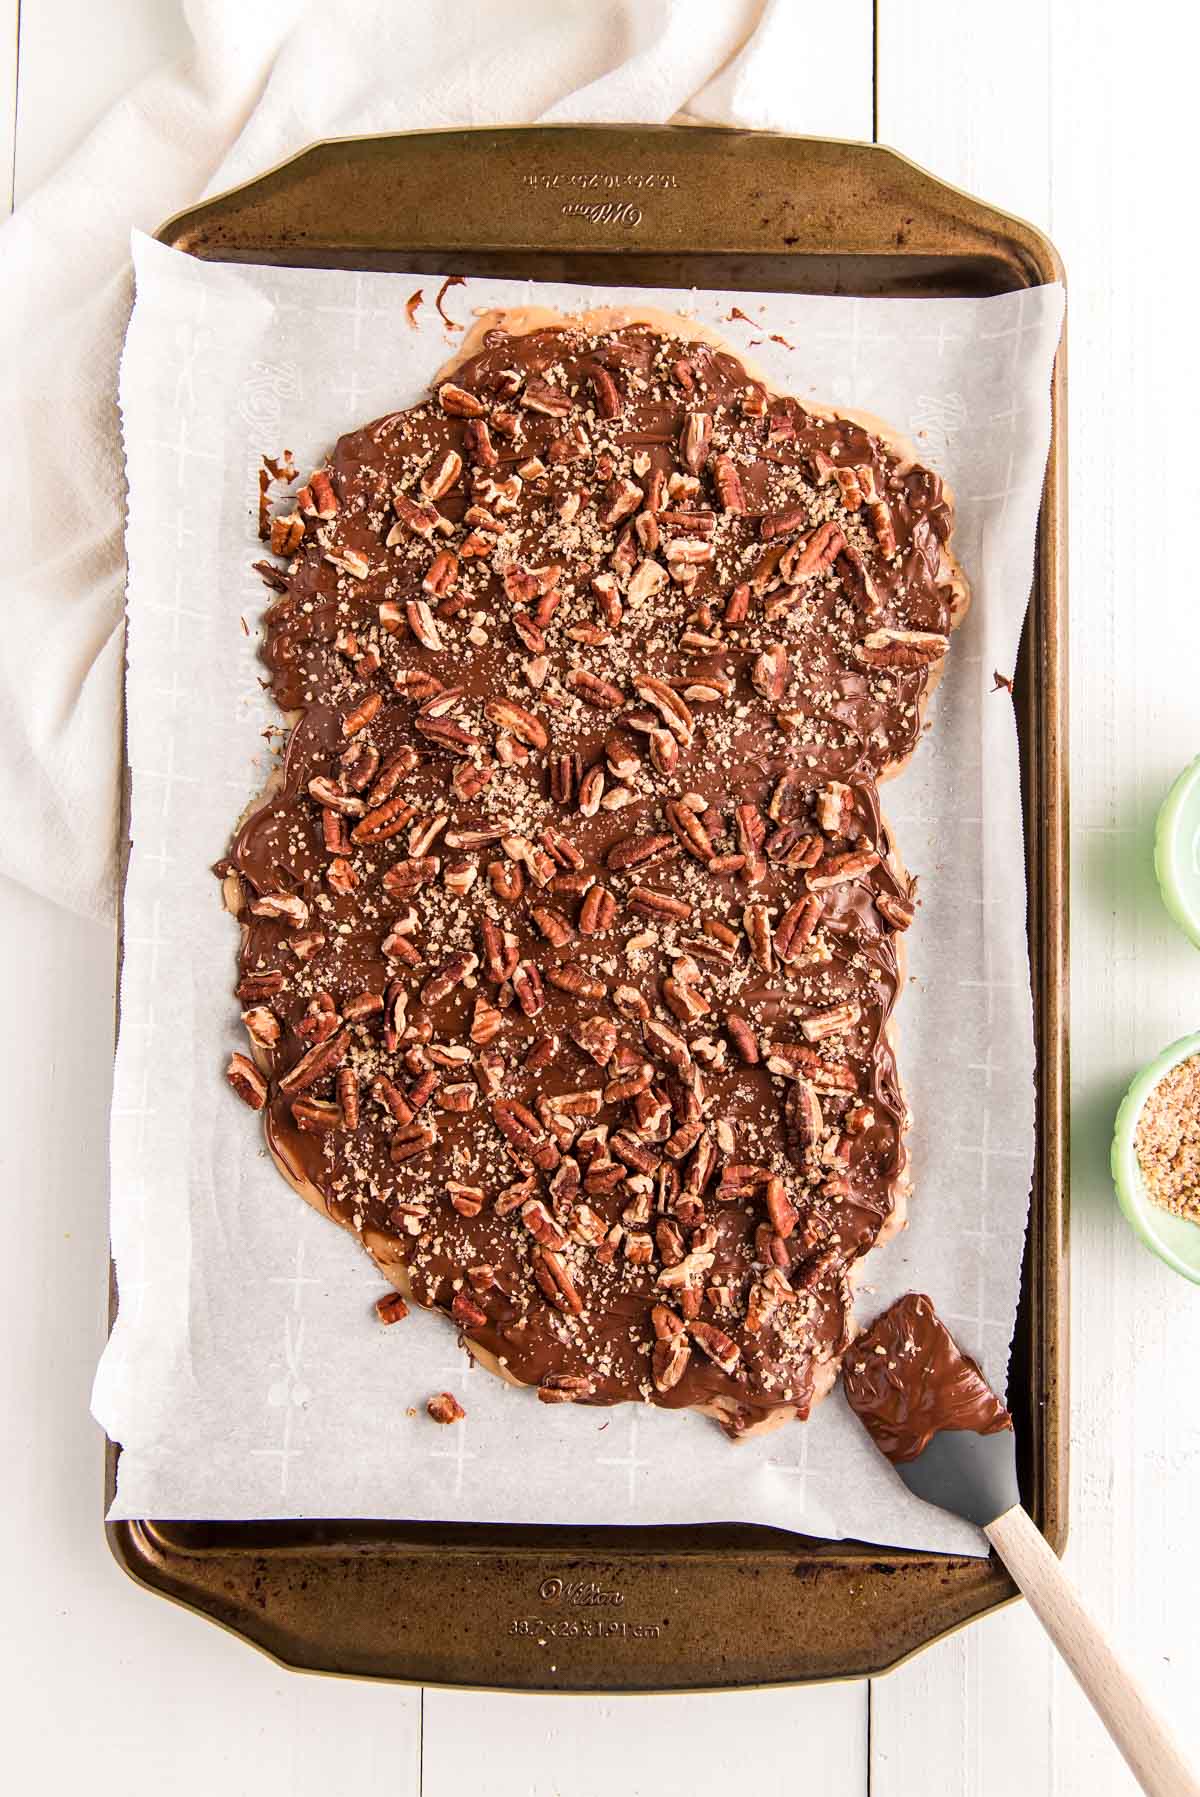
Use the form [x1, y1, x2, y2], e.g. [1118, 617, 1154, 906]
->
[1134, 1052, 1200, 1224]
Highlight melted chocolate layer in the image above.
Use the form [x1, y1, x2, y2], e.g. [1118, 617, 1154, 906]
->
[226, 319, 962, 1434]
[842, 1293, 1013, 1463]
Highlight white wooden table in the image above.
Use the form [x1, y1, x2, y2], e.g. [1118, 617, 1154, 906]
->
[4, 4, 1198, 1791]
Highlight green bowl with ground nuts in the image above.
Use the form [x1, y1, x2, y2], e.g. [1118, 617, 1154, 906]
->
[1112, 1031, 1200, 1284]
[1154, 753, 1200, 949]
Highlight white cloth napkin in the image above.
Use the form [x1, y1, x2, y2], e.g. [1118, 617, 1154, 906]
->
[0, 0, 822, 922]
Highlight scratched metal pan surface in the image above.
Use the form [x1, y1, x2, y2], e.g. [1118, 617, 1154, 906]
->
[105, 125, 1067, 1692]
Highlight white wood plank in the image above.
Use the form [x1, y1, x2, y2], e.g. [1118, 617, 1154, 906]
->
[1051, 0, 1200, 1769]
[425, 18, 877, 1796]
[1047, 0, 1200, 1778]
[0, 0, 15, 212]
[0, 878, 425, 1796]
[13, 0, 189, 203]
[874, 8, 1058, 1786]
[877, 2, 1200, 1795]
[424, 1685, 866, 1797]
[876, 0, 1053, 234]
[4, 2, 422, 1788]
[872, 1604, 1055, 1796]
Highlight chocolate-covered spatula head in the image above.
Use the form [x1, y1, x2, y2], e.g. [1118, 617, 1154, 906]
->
[843, 1294, 1198, 1797]
[841, 1291, 1019, 1527]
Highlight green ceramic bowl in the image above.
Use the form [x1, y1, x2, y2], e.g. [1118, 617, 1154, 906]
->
[1112, 1031, 1200, 1284]
[1154, 754, 1200, 949]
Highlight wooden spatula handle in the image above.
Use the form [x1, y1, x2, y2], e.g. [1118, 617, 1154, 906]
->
[985, 1505, 1198, 1797]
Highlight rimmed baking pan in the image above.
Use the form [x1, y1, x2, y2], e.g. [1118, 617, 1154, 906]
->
[107, 124, 1067, 1691]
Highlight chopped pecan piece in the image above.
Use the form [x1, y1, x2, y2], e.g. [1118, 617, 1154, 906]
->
[743, 903, 773, 972]
[572, 1014, 618, 1066]
[857, 628, 948, 669]
[807, 848, 880, 891]
[522, 1198, 569, 1251]
[420, 951, 479, 1007]
[662, 977, 708, 1025]
[652, 1334, 692, 1392]
[269, 512, 304, 556]
[512, 960, 546, 1017]
[390, 1121, 437, 1164]
[421, 449, 463, 500]
[877, 890, 916, 929]
[236, 969, 285, 1003]
[774, 895, 823, 964]
[241, 1005, 280, 1048]
[530, 904, 575, 948]
[251, 891, 309, 929]
[451, 1290, 488, 1329]
[868, 498, 897, 556]
[689, 1320, 740, 1375]
[343, 989, 384, 1022]
[582, 884, 617, 941]
[532, 1246, 584, 1315]
[547, 964, 606, 1001]
[337, 1067, 361, 1130]
[537, 1372, 597, 1403]
[485, 699, 547, 749]
[305, 469, 339, 519]
[488, 859, 524, 902]
[585, 360, 623, 418]
[642, 1018, 691, 1071]
[382, 857, 440, 899]
[226, 1052, 268, 1110]
[278, 1029, 348, 1096]
[292, 1096, 343, 1133]
[635, 675, 693, 745]
[710, 452, 745, 513]
[605, 831, 673, 873]
[679, 411, 712, 474]
[800, 1002, 862, 1043]
[422, 549, 460, 598]
[817, 781, 855, 835]
[768, 1044, 857, 1093]
[664, 800, 714, 863]
[351, 798, 417, 845]
[388, 492, 444, 544]
[764, 1175, 798, 1239]
[626, 557, 668, 608]
[750, 642, 788, 702]
[782, 520, 846, 583]
[724, 581, 750, 624]
[567, 668, 625, 709]
[645, 727, 676, 776]
[463, 417, 498, 465]
[521, 377, 573, 417]
[427, 1390, 467, 1424]
[727, 1014, 759, 1064]
[600, 475, 643, 526]
[438, 383, 486, 418]
[414, 714, 479, 756]
[366, 745, 418, 806]
[627, 886, 691, 922]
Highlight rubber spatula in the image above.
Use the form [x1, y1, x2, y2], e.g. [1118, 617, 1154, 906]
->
[843, 1294, 1197, 1797]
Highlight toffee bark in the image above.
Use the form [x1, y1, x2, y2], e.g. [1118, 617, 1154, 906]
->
[225, 313, 966, 1437]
